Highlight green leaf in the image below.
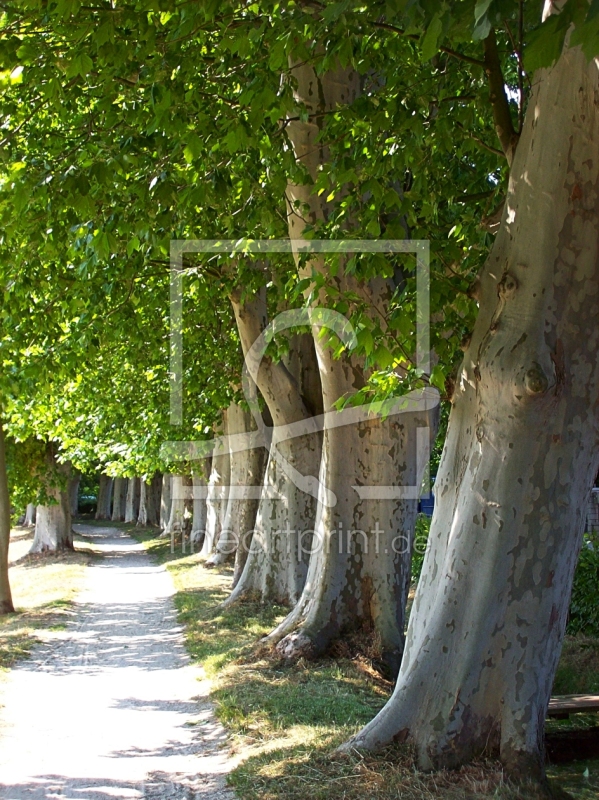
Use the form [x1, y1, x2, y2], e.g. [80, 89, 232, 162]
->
[183, 134, 203, 164]
[429, 364, 446, 392]
[93, 231, 110, 260]
[570, 15, 599, 60]
[374, 344, 394, 370]
[127, 236, 140, 256]
[66, 53, 93, 78]
[322, 1, 349, 23]
[587, 0, 599, 21]
[421, 13, 443, 60]
[524, 13, 569, 72]
[472, 0, 494, 41]
[357, 328, 374, 356]
[366, 219, 381, 237]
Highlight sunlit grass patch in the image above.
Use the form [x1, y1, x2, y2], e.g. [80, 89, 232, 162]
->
[0, 527, 99, 671]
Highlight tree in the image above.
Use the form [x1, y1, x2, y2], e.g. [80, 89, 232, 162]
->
[253, 50, 437, 675]
[345, 1, 599, 789]
[95, 475, 113, 520]
[30, 445, 73, 553]
[223, 286, 323, 605]
[0, 421, 15, 613]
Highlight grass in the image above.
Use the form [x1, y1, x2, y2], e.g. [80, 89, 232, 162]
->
[0, 526, 99, 672]
[131, 528, 599, 800]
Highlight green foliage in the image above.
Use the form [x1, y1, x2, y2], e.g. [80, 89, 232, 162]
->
[567, 532, 599, 636]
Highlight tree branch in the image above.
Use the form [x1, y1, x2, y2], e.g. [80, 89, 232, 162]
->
[371, 20, 486, 68]
[483, 28, 519, 166]
[455, 120, 505, 158]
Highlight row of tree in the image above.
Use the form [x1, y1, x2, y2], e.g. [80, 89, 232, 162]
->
[0, 0, 598, 793]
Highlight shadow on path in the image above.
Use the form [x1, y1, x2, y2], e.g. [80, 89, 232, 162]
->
[0, 525, 235, 800]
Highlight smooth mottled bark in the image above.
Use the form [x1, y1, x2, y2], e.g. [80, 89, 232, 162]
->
[346, 44, 599, 781]
[205, 402, 265, 568]
[165, 475, 192, 537]
[159, 473, 172, 532]
[124, 477, 141, 523]
[111, 477, 127, 522]
[190, 463, 209, 547]
[138, 472, 162, 527]
[95, 474, 113, 520]
[0, 422, 14, 614]
[224, 289, 322, 605]
[201, 414, 231, 558]
[267, 60, 433, 671]
[30, 447, 73, 553]
[23, 503, 36, 527]
[69, 469, 80, 517]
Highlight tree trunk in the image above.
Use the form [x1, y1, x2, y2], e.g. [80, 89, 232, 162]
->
[95, 474, 113, 520]
[223, 289, 322, 605]
[160, 473, 172, 531]
[137, 479, 148, 526]
[111, 477, 127, 522]
[137, 472, 162, 527]
[190, 461, 210, 547]
[267, 59, 433, 673]
[164, 475, 192, 537]
[269, 382, 437, 674]
[346, 44, 599, 782]
[124, 477, 141, 523]
[30, 447, 73, 553]
[147, 471, 162, 526]
[69, 470, 80, 517]
[201, 421, 231, 558]
[205, 402, 265, 568]
[23, 503, 36, 527]
[0, 422, 14, 614]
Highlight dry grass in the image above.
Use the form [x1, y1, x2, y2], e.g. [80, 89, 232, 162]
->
[131, 529, 599, 800]
[0, 527, 99, 671]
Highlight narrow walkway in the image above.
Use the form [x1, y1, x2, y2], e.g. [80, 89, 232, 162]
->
[0, 525, 235, 799]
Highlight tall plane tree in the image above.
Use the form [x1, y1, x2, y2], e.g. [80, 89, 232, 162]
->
[346, 0, 599, 790]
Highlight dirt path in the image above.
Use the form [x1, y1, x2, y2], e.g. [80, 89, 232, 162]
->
[0, 525, 236, 799]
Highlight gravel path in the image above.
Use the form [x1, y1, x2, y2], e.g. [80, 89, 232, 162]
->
[0, 525, 236, 799]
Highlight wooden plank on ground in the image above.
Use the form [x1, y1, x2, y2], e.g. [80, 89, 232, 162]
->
[547, 695, 599, 719]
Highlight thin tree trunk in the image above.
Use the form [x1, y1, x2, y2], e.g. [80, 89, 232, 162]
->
[159, 474, 172, 532]
[69, 470, 80, 517]
[95, 474, 113, 520]
[30, 446, 73, 553]
[191, 461, 210, 547]
[145, 471, 162, 527]
[124, 477, 141, 523]
[201, 421, 231, 558]
[346, 43, 599, 784]
[111, 477, 127, 522]
[205, 402, 265, 567]
[164, 475, 192, 537]
[137, 479, 148, 526]
[23, 503, 36, 527]
[0, 422, 14, 614]
[137, 475, 161, 527]
[223, 290, 322, 605]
